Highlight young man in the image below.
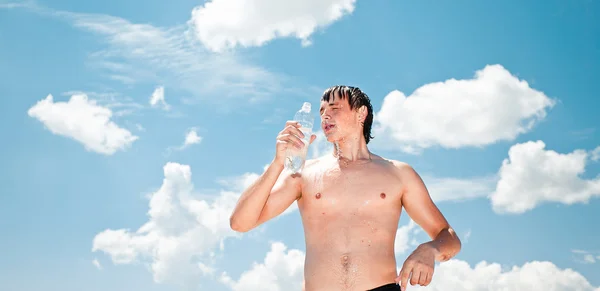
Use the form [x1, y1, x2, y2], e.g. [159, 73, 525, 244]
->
[230, 85, 461, 291]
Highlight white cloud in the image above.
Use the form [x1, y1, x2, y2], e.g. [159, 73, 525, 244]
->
[423, 175, 497, 203]
[407, 260, 600, 291]
[161, 129, 203, 158]
[5, 3, 324, 108]
[217, 221, 422, 291]
[26, 6, 305, 106]
[572, 250, 599, 264]
[321, 223, 598, 290]
[373, 64, 556, 154]
[219, 242, 305, 291]
[166, 128, 203, 155]
[463, 229, 472, 243]
[92, 258, 102, 270]
[183, 129, 202, 147]
[490, 140, 600, 214]
[590, 146, 600, 162]
[27, 93, 138, 155]
[149, 86, 170, 110]
[217, 165, 300, 217]
[61, 90, 145, 117]
[220, 233, 599, 291]
[583, 255, 596, 264]
[0, 2, 29, 9]
[190, 0, 356, 52]
[217, 172, 262, 193]
[395, 220, 419, 255]
[92, 162, 256, 287]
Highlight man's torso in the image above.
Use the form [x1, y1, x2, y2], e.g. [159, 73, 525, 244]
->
[297, 154, 405, 291]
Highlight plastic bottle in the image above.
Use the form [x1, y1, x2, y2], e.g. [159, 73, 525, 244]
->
[284, 102, 314, 174]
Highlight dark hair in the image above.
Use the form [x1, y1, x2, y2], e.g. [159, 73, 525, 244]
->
[321, 85, 375, 144]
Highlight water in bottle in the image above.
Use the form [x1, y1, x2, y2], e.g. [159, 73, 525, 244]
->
[284, 102, 314, 174]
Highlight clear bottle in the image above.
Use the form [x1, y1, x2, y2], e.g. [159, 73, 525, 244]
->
[284, 102, 314, 174]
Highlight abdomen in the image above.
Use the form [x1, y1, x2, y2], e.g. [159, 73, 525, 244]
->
[302, 217, 399, 291]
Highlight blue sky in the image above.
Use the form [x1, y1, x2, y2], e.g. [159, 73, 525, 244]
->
[1, 0, 599, 290]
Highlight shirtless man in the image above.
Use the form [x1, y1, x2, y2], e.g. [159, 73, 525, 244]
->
[230, 85, 461, 291]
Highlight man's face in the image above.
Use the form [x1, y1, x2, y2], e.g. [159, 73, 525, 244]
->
[319, 91, 362, 142]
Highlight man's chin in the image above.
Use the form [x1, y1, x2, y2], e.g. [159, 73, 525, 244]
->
[325, 134, 338, 143]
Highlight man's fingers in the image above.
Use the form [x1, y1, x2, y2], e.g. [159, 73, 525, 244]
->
[418, 269, 427, 286]
[425, 271, 433, 286]
[277, 133, 304, 148]
[399, 265, 412, 290]
[280, 124, 304, 139]
[409, 268, 420, 286]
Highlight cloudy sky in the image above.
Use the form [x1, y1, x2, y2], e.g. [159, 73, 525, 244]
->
[1, 0, 599, 290]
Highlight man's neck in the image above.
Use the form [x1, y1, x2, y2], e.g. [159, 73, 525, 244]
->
[331, 135, 371, 163]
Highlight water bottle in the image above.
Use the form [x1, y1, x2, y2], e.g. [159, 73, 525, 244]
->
[284, 102, 314, 174]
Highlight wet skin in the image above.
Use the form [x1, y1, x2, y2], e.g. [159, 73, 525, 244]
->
[297, 154, 405, 291]
[231, 88, 460, 291]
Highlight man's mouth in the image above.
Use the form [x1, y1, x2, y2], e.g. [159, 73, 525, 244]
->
[323, 124, 335, 132]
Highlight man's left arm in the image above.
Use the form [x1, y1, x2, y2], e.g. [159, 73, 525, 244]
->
[395, 162, 462, 288]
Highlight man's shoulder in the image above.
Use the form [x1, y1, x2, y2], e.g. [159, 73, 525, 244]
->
[373, 155, 418, 177]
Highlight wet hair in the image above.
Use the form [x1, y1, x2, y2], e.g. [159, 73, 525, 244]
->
[321, 85, 375, 144]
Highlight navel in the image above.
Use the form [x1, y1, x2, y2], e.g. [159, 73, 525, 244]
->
[380, 192, 386, 199]
[340, 253, 350, 268]
[315, 192, 321, 199]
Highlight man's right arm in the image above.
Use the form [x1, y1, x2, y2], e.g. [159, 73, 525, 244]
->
[229, 159, 302, 232]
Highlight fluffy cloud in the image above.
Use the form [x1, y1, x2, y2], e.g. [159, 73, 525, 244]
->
[27, 93, 138, 155]
[182, 128, 202, 147]
[166, 128, 203, 155]
[408, 260, 600, 291]
[219, 227, 599, 291]
[92, 162, 257, 286]
[220, 220, 418, 291]
[190, 0, 356, 52]
[92, 259, 102, 270]
[149, 86, 170, 110]
[572, 250, 600, 264]
[373, 65, 556, 154]
[394, 220, 420, 256]
[423, 175, 497, 203]
[490, 140, 600, 214]
[591, 146, 600, 162]
[48, 7, 297, 106]
[219, 242, 305, 291]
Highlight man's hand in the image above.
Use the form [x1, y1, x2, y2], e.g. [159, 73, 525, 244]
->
[396, 242, 438, 289]
[274, 120, 316, 166]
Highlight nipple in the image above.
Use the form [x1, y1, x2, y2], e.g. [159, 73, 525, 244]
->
[380, 193, 386, 199]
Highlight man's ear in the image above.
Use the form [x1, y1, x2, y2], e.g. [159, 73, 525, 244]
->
[358, 105, 367, 121]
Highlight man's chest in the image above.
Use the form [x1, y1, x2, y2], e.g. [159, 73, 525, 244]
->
[299, 165, 403, 215]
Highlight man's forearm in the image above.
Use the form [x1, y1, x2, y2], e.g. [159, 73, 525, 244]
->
[427, 227, 461, 262]
[229, 159, 284, 231]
